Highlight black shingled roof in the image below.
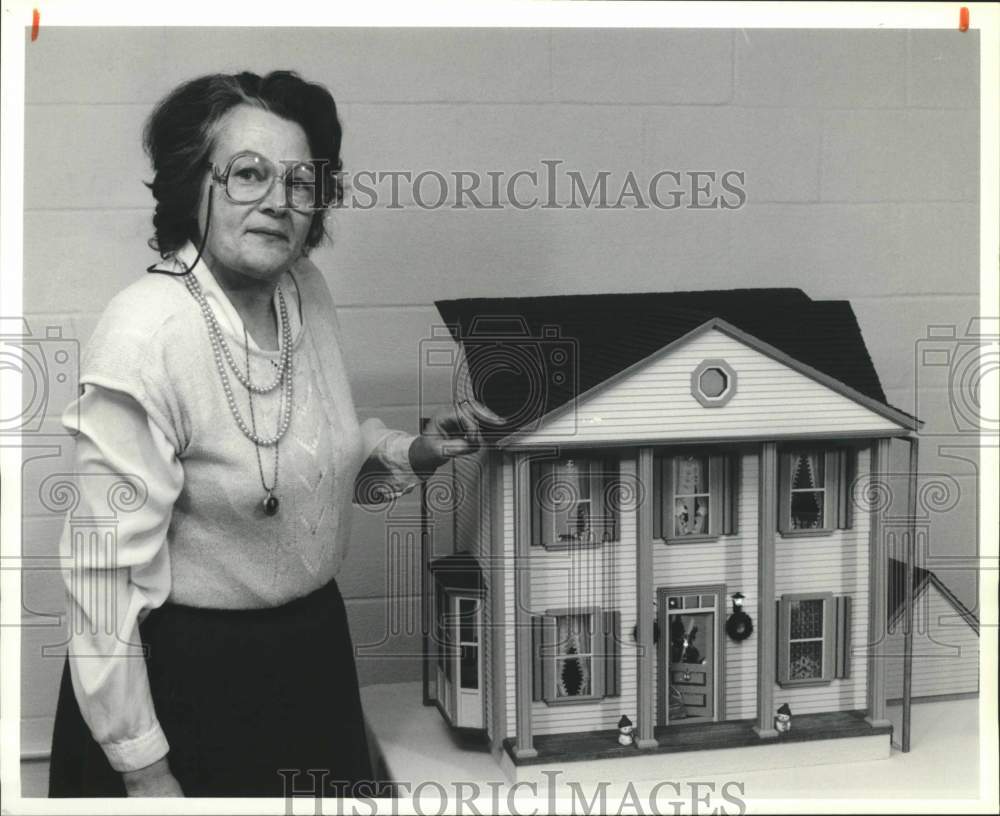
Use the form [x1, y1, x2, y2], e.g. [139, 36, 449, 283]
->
[429, 552, 484, 592]
[434, 288, 912, 435]
[887, 558, 933, 624]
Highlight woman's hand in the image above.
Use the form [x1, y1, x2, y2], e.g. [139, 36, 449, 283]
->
[121, 756, 184, 797]
[408, 399, 503, 477]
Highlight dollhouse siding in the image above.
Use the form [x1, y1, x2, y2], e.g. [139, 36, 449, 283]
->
[772, 449, 871, 714]
[510, 329, 902, 446]
[885, 584, 979, 700]
[652, 453, 759, 722]
[453, 452, 487, 559]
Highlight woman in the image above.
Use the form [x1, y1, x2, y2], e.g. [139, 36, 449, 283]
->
[48, 70, 488, 798]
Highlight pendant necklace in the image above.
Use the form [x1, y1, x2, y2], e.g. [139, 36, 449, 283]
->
[183, 269, 293, 516]
[244, 321, 281, 516]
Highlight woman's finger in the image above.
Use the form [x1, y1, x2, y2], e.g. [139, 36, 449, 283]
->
[437, 436, 474, 459]
[452, 402, 482, 442]
[433, 407, 475, 439]
[460, 398, 505, 427]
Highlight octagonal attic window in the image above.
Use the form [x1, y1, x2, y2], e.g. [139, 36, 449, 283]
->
[699, 367, 728, 398]
[691, 359, 737, 408]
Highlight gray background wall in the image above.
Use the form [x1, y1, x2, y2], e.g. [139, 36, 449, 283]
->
[19, 27, 980, 762]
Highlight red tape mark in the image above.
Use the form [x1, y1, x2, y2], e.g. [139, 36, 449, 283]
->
[959, 7, 969, 32]
[31, 8, 40, 41]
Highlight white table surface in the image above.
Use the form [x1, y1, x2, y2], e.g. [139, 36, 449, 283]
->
[361, 683, 984, 803]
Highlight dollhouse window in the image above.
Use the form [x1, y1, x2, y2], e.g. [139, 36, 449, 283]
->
[532, 608, 622, 705]
[531, 456, 620, 549]
[777, 593, 852, 686]
[654, 452, 738, 543]
[673, 455, 711, 537]
[691, 359, 737, 408]
[458, 597, 480, 690]
[554, 614, 594, 698]
[778, 448, 854, 535]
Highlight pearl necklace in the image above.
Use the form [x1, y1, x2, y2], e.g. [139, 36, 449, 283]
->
[183, 271, 290, 394]
[183, 270, 294, 448]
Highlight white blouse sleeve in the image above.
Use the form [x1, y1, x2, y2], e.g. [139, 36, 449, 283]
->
[356, 418, 421, 503]
[59, 383, 183, 772]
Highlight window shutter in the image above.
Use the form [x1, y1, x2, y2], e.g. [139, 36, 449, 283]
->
[712, 454, 739, 536]
[653, 456, 663, 540]
[824, 450, 841, 531]
[660, 456, 674, 540]
[727, 454, 739, 535]
[776, 598, 788, 684]
[539, 615, 558, 703]
[835, 450, 854, 530]
[834, 595, 852, 679]
[531, 615, 543, 701]
[708, 455, 724, 537]
[822, 596, 836, 682]
[777, 451, 792, 534]
[531, 461, 544, 548]
[600, 457, 620, 543]
[602, 609, 621, 698]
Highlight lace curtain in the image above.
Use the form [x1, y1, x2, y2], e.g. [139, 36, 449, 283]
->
[790, 451, 824, 529]
[675, 456, 709, 536]
[556, 614, 592, 697]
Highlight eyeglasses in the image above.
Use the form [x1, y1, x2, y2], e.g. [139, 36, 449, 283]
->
[210, 151, 325, 211]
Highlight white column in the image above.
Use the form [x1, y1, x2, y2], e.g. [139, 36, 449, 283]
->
[512, 453, 537, 758]
[753, 442, 778, 738]
[635, 447, 658, 748]
[865, 438, 893, 728]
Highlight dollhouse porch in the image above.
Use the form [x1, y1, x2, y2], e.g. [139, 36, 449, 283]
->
[497, 708, 891, 784]
[501, 708, 891, 766]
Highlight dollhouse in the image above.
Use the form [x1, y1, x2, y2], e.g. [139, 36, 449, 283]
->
[421, 288, 922, 778]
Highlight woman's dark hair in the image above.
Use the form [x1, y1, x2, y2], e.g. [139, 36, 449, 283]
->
[143, 70, 344, 255]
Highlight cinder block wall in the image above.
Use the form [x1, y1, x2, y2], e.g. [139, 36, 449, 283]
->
[20, 28, 980, 759]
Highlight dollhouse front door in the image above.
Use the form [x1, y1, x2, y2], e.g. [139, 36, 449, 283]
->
[658, 587, 725, 725]
[669, 609, 715, 721]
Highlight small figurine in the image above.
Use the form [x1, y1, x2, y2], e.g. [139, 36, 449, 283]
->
[617, 715, 635, 746]
[775, 703, 792, 733]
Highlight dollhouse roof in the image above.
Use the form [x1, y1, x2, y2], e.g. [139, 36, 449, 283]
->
[434, 288, 919, 435]
[887, 558, 979, 634]
[429, 552, 484, 592]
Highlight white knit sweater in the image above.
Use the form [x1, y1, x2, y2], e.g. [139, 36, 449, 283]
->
[58, 243, 418, 771]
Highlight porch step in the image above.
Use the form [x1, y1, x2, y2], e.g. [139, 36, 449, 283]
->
[501, 709, 891, 783]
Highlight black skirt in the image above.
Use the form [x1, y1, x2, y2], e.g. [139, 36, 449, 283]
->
[48, 577, 379, 798]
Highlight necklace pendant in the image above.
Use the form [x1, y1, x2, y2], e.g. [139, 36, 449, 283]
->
[263, 492, 280, 516]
